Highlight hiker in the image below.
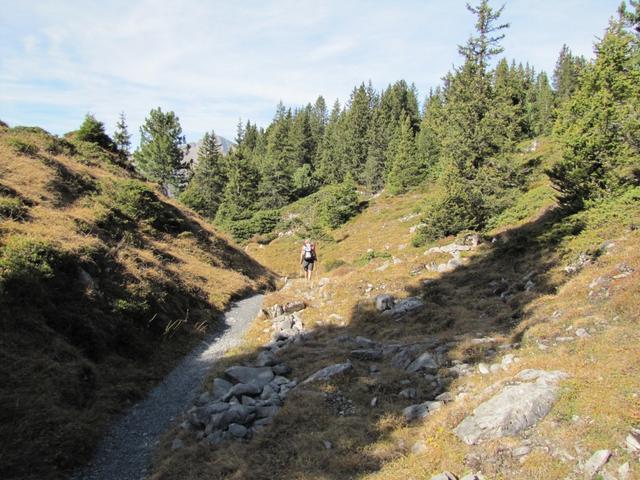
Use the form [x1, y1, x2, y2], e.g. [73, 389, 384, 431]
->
[300, 238, 317, 283]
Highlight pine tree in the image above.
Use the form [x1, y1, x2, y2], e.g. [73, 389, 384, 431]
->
[215, 149, 259, 224]
[319, 173, 359, 228]
[316, 99, 345, 184]
[76, 113, 114, 150]
[416, 88, 444, 175]
[386, 115, 423, 194]
[549, 17, 640, 208]
[112, 112, 131, 162]
[528, 72, 555, 135]
[343, 84, 373, 182]
[133, 107, 186, 195]
[363, 106, 388, 191]
[179, 131, 226, 218]
[552, 44, 587, 104]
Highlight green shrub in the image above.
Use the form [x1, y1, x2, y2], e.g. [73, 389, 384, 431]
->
[225, 209, 280, 242]
[73, 139, 114, 166]
[318, 176, 359, 228]
[354, 249, 392, 267]
[7, 138, 39, 157]
[45, 137, 77, 156]
[98, 179, 163, 222]
[0, 196, 28, 220]
[324, 259, 346, 271]
[76, 114, 115, 150]
[0, 237, 67, 296]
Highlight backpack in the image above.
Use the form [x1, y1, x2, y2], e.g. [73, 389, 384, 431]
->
[303, 243, 315, 261]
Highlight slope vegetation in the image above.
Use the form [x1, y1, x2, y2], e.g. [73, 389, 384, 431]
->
[0, 124, 274, 480]
[152, 138, 639, 479]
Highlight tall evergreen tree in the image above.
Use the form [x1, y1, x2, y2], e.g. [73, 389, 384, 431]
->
[316, 99, 345, 184]
[179, 131, 227, 218]
[363, 106, 388, 191]
[343, 84, 373, 182]
[416, 88, 444, 175]
[215, 149, 260, 224]
[133, 107, 186, 195]
[112, 112, 131, 162]
[552, 44, 587, 103]
[386, 115, 423, 194]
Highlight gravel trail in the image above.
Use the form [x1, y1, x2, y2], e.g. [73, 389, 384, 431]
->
[71, 293, 265, 480]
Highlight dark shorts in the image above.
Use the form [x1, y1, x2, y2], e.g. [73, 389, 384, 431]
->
[302, 260, 315, 271]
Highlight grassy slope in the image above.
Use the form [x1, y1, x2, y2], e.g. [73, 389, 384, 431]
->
[152, 137, 640, 479]
[0, 125, 275, 480]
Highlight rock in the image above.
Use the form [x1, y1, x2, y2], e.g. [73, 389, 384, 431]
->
[431, 472, 458, 480]
[411, 440, 427, 454]
[272, 363, 292, 376]
[253, 417, 273, 428]
[256, 405, 280, 418]
[370, 397, 378, 407]
[209, 404, 255, 431]
[460, 474, 484, 480]
[453, 370, 568, 445]
[256, 350, 278, 367]
[565, 253, 591, 274]
[489, 363, 502, 374]
[512, 446, 531, 457]
[391, 349, 414, 370]
[241, 395, 256, 406]
[406, 352, 439, 374]
[225, 366, 275, 389]
[323, 440, 332, 450]
[283, 300, 305, 313]
[228, 423, 248, 438]
[195, 391, 211, 406]
[171, 438, 184, 450]
[403, 401, 443, 422]
[302, 362, 353, 384]
[370, 364, 380, 374]
[211, 377, 234, 400]
[350, 349, 383, 361]
[626, 429, 640, 451]
[272, 313, 305, 342]
[223, 382, 262, 401]
[575, 328, 591, 339]
[375, 294, 395, 311]
[399, 388, 418, 399]
[618, 462, 630, 480]
[478, 363, 490, 375]
[436, 392, 453, 403]
[381, 297, 425, 318]
[189, 402, 230, 428]
[374, 261, 390, 272]
[355, 336, 379, 347]
[584, 449, 611, 478]
[269, 304, 284, 318]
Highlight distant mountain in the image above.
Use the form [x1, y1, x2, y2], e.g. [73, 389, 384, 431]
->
[184, 134, 235, 166]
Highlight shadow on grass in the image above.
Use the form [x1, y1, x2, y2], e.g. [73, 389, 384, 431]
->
[151, 206, 584, 480]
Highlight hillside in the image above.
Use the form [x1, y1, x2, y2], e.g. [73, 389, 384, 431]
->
[0, 124, 274, 480]
[151, 138, 640, 479]
[184, 135, 235, 165]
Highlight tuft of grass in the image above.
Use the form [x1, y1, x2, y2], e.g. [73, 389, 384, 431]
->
[0, 196, 28, 220]
[7, 137, 39, 156]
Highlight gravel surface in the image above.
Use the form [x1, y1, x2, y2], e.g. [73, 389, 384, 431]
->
[71, 293, 265, 480]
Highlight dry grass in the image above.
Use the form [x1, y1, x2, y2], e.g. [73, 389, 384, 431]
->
[152, 137, 640, 479]
[0, 125, 275, 480]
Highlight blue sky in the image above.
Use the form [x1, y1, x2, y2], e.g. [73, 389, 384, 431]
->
[0, 0, 622, 145]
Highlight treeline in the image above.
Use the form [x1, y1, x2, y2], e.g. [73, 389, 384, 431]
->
[73, 0, 639, 243]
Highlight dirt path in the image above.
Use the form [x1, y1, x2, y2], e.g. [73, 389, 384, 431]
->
[71, 294, 265, 480]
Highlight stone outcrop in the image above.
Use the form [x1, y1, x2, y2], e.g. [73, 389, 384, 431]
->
[453, 369, 568, 445]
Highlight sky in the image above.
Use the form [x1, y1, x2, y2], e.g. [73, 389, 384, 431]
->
[0, 0, 623, 145]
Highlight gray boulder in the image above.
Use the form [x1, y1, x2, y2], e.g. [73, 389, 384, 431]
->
[391, 348, 414, 370]
[350, 349, 383, 361]
[272, 363, 292, 376]
[223, 382, 262, 401]
[211, 377, 233, 400]
[584, 449, 611, 478]
[302, 362, 353, 384]
[453, 370, 568, 445]
[228, 423, 248, 438]
[209, 404, 255, 430]
[406, 352, 439, 374]
[225, 366, 274, 389]
[283, 300, 306, 313]
[375, 294, 395, 311]
[382, 297, 425, 318]
[403, 401, 443, 422]
[256, 350, 278, 367]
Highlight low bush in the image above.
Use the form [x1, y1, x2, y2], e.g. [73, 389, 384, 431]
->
[45, 137, 77, 156]
[0, 196, 28, 220]
[324, 258, 346, 271]
[354, 249, 392, 267]
[7, 138, 39, 157]
[226, 209, 280, 242]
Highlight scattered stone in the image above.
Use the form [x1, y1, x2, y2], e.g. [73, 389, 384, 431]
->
[269, 304, 285, 318]
[512, 446, 531, 457]
[584, 449, 612, 478]
[355, 336, 379, 347]
[323, 440, 332, 450]
[453, 370, 568, 445]
[626, 428, 640, 451]
[350, 349, 383, 361]
[478, 363, 490, 375]
[436, 392, 453, 403]
[225, 366, 274, 389]
[223, 382, 262, 400]
[618, 462, 630, 480]
[171, 438, 184, 450]
[228, 423, 248, 438]
[381, 296, 425, 318]
[565, 253, 591, 274]
[575, 328, 591, 339]
[431, 472, 458, 480]
[302, 362, 353, 384]
[370, 364, 380, 374]
[283, 300, 305, 313]
[256, 350, 278, 367]
[211, 377, 234, 400]
[489, 363, 502, 374]
[375, 294, 395, 311]
[371, 397, 378, 407]
[399, 388, 418, 399]
[406, 352, 439, 374]
[411, 440, 427, 454]
[403, 401, 443, 422]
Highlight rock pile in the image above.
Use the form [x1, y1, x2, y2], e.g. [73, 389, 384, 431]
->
[184, 358, 296, 446]
[374, 294, 425, 318]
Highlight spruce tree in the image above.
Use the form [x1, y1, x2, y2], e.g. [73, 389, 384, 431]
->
[112, 112, 131, 162]
[316, 100, 345, 184]
[363, 106, 388, 191]
[179, 131, 227, 219]
[343, 84, 373, 182]
[416, 88, 444, 176]
[215, 149, 259, 224]
[76, 113, 115, 150]
[133, 107, 186, 195]
[552, 44, 587, 104]
[386, 115, 423, 194]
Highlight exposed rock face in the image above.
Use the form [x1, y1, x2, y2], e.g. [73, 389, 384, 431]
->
[302, 362, 353, 384]
[381, 296, 425, 318]
[271, 313, 305, 344]
[453, 369, 568, 445]
[375, 294, 395, 311]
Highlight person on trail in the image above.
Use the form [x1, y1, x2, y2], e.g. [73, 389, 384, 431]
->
[300, 238, 317, 283]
